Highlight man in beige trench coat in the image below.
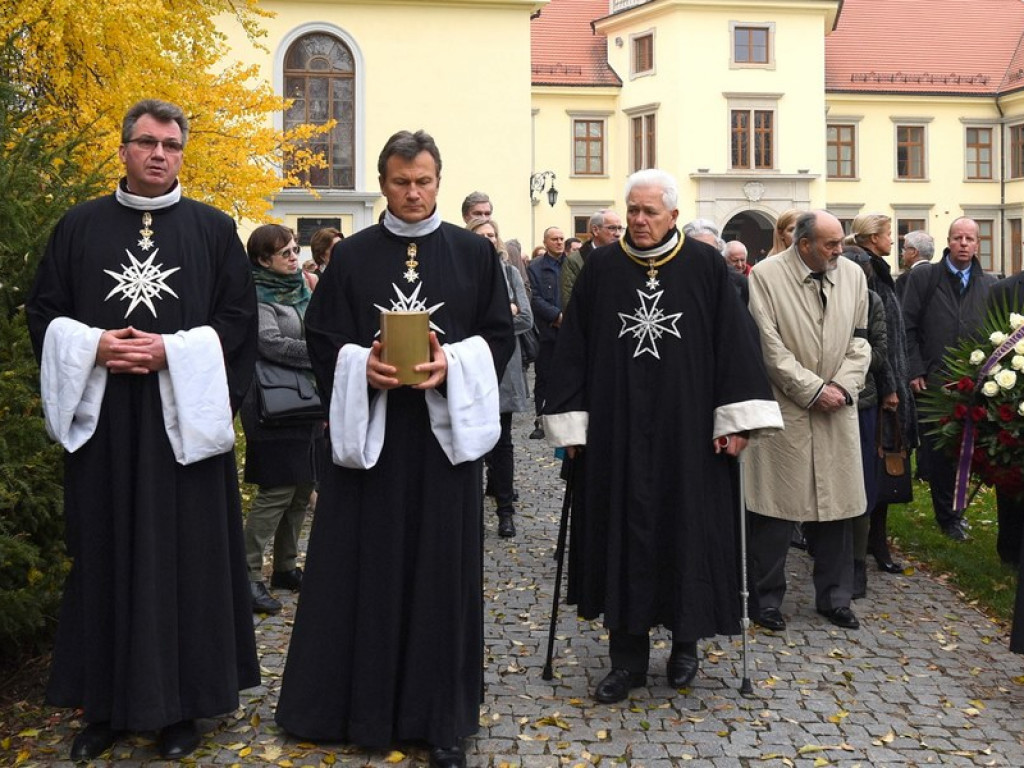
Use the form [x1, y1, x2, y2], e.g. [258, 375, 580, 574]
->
[745, 210, 871, 631]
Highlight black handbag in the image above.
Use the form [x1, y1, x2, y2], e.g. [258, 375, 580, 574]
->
[254, 359, 324, 425]
[519, 325, 540, 364]
[876, 409, 913, 504]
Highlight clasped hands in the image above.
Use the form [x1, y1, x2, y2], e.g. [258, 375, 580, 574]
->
[96, 327, 167, 374]
[812, 382, 849, 412]
[367, 331, 447, 391]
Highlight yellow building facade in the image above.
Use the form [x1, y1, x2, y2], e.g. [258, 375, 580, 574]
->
[221, 0, 1024, 272]
[221, 0, 544, 244]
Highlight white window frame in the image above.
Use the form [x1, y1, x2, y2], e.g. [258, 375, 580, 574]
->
[826, 118, 861, 180]
[729, 21, 775, 70]
[567, 111, 612, 178]
[891, 117, 932, 182]
[962, 120, 996, 182]
[630, 29, 656, 79]
[624, 103, 659, 172]
[726, 93, 781, 172]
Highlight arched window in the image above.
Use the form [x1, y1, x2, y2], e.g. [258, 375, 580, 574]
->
[284, 32, 355, 189]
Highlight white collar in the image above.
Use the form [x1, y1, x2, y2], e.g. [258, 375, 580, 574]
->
[382, 208, 442, 238]
[115, 179, 182, 211]
[620, 230, 680, 261]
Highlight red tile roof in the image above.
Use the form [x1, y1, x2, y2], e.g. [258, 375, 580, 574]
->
[531, 0, 622, 87]
[826, 0, 1024, 96]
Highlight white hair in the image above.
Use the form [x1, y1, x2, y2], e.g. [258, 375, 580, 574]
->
[724, 240, 747, 256]
[624, 169, 679, 211]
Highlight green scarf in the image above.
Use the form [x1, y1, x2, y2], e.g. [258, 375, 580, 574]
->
[252, 266, 312, 318]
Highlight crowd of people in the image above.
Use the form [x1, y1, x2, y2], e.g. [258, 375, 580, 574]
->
[25, 96, 1024, 768]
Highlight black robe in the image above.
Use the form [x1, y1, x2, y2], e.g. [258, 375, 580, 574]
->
[544, 236, 778, 640]
[275, 222, 513, 748]
[25, 193, 260, 731]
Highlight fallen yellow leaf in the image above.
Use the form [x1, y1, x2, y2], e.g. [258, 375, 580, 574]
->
[384, 750, 405, 763]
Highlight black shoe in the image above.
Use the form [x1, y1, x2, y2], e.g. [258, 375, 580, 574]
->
[158, 719, 199, 760]
[251, 581, 282, 614]
[594, 667, 645, 703]
[428, 743, 466, 768]
[497, 508, 516, 538]
[818, 606, 860, 629]
[753, 607, 786, 631]
[70, 722, 118, 761]
[529, 420, 545, 440]
[941, 519, 970, 541]
[667, 643, 700, 688]
[875, 557, 904, 574]
[270, 567, 303, 591]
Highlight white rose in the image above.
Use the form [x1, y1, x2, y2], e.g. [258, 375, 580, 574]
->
[991, 363, 1003, 375]
[1013, 355, 1024, 371]
[996, 369, 1018, 390]
[991, 331, 1008, 345]
[970, 350, 986, 365]
[1016, 340, 1024, 356]
[1018, 402, 1024, 417]
[1012, 313, 1024, 330]
[982, 380, 1000, 397]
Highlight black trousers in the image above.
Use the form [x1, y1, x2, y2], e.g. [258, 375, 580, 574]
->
[996, 487, 1024, 566]
[916, 426, 961, 529]
[484, 412, 515, 510]
[533, 340, 556, 416]
[608, 630, 695, 675]
[749, 513, 854, 613]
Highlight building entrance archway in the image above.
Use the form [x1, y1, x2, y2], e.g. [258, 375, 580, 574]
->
[723, 210, 775, 265]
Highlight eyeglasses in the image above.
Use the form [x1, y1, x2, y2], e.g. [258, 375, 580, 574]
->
[275, 244, 301, 257]
[604, 225, 625, 233]
[125, 137, 184, 154]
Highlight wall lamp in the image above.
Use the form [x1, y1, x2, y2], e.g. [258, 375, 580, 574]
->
[529, 171, 558, 207]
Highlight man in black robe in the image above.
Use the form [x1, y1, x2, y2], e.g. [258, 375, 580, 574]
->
[542, 169, 782, 704]
[275, 130, 513, 768]
[25, 99, 259, 761]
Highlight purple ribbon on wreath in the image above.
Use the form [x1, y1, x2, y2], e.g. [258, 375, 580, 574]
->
[953, 323, 1024, 511]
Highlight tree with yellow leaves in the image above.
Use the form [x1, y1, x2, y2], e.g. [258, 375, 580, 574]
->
[3, 0, 330, 222]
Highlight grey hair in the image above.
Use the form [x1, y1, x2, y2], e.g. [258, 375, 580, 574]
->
[793, 211, 820, 246]
[122, 99, 189, 146]
[589, 209, 610, 229]
[903, 230, 935, 259]
[682, 218, 720, 237]
[683, 219, 725, 253]
[461, 191, 491, 218]
[377, 129, 442, 177]
[624, 169, 678, 210]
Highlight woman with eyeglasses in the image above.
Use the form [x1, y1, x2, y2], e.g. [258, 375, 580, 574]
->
[240, 224, 320, 614]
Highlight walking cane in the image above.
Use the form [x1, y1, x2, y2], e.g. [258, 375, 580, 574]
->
[542, 455, 575, 681]
[737, 452, 754, 695]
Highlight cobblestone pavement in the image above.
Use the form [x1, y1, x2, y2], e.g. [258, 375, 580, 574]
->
[19, 411, 1024, 766]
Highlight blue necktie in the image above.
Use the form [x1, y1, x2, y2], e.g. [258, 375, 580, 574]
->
[959, 269, 969, 294]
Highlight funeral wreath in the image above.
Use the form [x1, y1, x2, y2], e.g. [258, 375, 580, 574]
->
[922, 304, 1024, 503]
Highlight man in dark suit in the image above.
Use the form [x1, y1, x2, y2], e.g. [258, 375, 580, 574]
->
[528, 226, 566, 439]
[903, 218, 996, 540]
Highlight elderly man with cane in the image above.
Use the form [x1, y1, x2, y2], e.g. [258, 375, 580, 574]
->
[541, 169, 782, 703]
